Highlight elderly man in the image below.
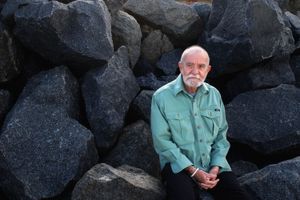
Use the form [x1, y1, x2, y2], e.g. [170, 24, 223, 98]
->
[151, 46, 249, 200]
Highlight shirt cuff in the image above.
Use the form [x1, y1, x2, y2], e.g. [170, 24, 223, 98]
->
[170, 155, 193, 173]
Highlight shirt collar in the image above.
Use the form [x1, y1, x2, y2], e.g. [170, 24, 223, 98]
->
[173, 75, 209, 96]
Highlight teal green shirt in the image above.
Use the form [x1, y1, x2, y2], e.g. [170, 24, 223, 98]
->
[151, 75, 231, 173]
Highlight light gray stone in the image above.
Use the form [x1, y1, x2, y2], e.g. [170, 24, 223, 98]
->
[72, 163, 166, 200]
[124, 0, 202, 45]
[112, 10, 142, 67]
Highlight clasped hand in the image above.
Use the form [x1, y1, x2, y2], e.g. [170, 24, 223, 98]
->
[192, 167, 219, 190]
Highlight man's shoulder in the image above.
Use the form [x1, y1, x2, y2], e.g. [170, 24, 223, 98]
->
[205, 82, 221, 96]
[153, 79, 177, 98]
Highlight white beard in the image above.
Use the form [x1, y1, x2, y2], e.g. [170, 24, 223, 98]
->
[183, 75, 205, 88]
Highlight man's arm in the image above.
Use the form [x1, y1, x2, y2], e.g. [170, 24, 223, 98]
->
[209, 98, 230, 169]
[150, 95, 193, 173]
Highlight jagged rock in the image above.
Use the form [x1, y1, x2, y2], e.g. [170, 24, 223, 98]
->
[191, 2, 212, 27]
[0, 66, 99, 200]
[0, 21, 21, 83]
[124, 0, 202, 45]
[133, 56, 155, 77]
[103, 0, 128, 16]
[238, 156, 300, 200]
[104, 120, 160, 177]
[82, 46, 140, 154]
[131, 90, 154, 123]
[274, 0, 289, 10]
[226, 56, 295, 98]
[231, 160, 258, 177]
[200, 0, 295, 76]
[112, 10, 142, 67]
[0, 89, 11, 123]
[156, 49, 182, 76]
[141, 30, 174, 64]
[136, 73, 168, 90]
[14, 0, 113, 72]
[285, 11, 300, 44]
[290, 54, 300, 87]
[226, 84, 300, 155]
[72, 163, 166, 200]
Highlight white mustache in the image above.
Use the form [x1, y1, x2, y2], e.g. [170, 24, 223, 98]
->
[186, 75, 201, 79]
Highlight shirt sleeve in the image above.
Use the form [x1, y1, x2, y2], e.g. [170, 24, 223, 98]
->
[150, 95, 193, 173]
[209, 97, 230, 170]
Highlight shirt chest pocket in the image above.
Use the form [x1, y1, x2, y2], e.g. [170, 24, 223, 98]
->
[200, 107, 221, 137]
[166, 111, 195, 145]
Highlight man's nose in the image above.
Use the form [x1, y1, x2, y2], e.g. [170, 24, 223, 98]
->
[191, 66, 198, 74]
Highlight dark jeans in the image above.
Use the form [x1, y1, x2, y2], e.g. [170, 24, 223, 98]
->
[161, 164, 251, 200]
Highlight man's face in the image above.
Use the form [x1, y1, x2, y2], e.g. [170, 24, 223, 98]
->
[179, 51, 211, 89]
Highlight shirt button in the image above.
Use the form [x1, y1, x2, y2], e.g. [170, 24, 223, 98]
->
[199, 139, 203, 142]
[197, 125, 200, 129]
[202, 153, 205, 157]
[194, 113, 197, 116]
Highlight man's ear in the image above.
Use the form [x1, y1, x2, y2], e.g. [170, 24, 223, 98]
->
[207, 65, 212, 73]
[178, 62, 183, 73]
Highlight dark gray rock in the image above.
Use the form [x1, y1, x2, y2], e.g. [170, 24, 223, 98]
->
[285, 11, 300, 44]
[124, 0, 203, 45]
[14, 0, 113, 72]
[226, 56, 295, 98]
[231, 160, 258, 177]
[156, 49, 182, 76]
[136, 73, 168, 90]
[0, 89, 11, 123]
[191, 2, 212, 27]
[141, 30, 174, 65]
[131, 90, 154, 123]
[274, 0, 289, 10]
[200, 0, 295, 76]
[82, 46, 140, 154]
[238, 156, 300, 200]
[104, 120, 160, 177]
[0, 21, 21, 83]
[0, 66, 99, 200]
[1, 0, 44, 24]
[290, 54, 300, 87]
[72, 163, 166, 200]
[226, 84, 300, 155]
[112, 10, 142, 67]
[103, 0, 128, 16]
[132, 56, 155, 77]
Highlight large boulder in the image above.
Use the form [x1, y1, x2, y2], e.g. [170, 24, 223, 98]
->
[82, 46, 140, 154]
[141, 30, 174, 64]
[156, 49, 182, 76]
[0, 21, 21, 83]
[72, 163, 166, 200]
[124, 0, 202, 46]
[0, 66, 99, 199]
[136, 73, 168, 90]
[226, 56, 295, 98]
[226, 84, 300, 155]
[200, 0, 295, 76]
[104, 120, 160, 177]
[112, 10, 142, 67]
[238, 156, 300, 200]
[14, 0, 113, 72]
[131, 90, 154, 123]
